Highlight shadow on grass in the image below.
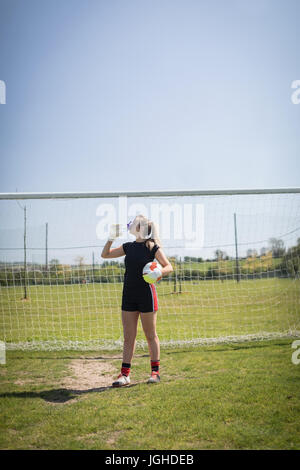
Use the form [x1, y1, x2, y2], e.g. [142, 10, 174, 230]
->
[0, 383, 140, 404]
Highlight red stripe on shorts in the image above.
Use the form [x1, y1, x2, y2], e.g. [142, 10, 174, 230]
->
[150, 284, 158, 311]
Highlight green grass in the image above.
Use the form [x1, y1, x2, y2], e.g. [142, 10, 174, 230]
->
[1, 276, 299, 448]
[1, 278, 300, 348]
[0, 339, 300, 449]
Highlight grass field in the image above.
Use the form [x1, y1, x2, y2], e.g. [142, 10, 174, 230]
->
[1, 278, 300, 349]
[0, 339, 300, 449]
[1, 277, 300, 449]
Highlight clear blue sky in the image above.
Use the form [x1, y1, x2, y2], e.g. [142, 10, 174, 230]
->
[0, 0, 300, 193]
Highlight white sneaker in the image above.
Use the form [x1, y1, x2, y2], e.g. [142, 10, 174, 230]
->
[147, 371, 160, 384]
[112, 373, 130, 387]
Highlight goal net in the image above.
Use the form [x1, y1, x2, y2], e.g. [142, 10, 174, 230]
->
[0, 189, 300, 350]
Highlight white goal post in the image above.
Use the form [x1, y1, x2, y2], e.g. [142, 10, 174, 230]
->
[0, 188, 300, 350]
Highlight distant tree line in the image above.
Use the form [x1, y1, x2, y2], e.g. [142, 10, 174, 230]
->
[0, 237, 299, 286]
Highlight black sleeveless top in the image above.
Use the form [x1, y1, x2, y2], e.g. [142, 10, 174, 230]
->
[122, 241, 160, 288]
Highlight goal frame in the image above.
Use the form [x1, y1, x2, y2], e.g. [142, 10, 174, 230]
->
[1, 187, 300, 200]
[1, 187, 300, 351]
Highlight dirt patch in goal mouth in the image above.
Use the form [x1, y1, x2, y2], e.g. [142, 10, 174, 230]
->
[62, 358, 117, 390]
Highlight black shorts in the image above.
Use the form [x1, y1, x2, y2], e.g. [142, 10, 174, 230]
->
[122, 283, 159, 313]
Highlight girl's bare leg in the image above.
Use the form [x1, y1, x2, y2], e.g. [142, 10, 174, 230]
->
[121, 310, 139, 364]
[140, 311, 160, 361]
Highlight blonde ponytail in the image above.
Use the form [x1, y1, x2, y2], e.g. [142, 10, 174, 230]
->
[149, 220, 162, 248]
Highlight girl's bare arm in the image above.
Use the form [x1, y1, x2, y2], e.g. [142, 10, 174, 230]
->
[101, 241, 125, 259]
[155, 248, 173, 276]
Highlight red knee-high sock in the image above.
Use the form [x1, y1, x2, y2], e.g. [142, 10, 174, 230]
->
[121, 362, 131, 377]
[151, 360, 160, 373]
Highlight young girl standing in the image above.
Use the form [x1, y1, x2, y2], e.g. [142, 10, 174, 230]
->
[101, 215, 173, 386]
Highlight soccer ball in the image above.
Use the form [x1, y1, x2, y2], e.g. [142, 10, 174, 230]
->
[143, 261, 162, 284]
